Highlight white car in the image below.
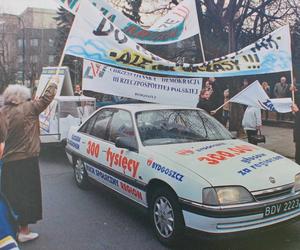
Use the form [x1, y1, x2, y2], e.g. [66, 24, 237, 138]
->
[65, 104, 300, 246]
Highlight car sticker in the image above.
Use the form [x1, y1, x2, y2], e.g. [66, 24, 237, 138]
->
[67, 139, 80, 150]
[87, 140, 100, 158]
[147, 159, 184, 182]
[176, 142, 226, 155]
[71, 134, 81, 142]
[197, 145, 257, 165]
[106, 147, 139, 178]
[85, 163, 146, 204]
[237, 155, 284, 176]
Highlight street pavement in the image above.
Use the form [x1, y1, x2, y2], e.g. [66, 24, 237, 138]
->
[20, 126, 300, 250]
[260, 126, 295, 159]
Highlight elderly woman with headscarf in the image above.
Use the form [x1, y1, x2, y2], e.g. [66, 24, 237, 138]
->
[0, 77, 58, 243]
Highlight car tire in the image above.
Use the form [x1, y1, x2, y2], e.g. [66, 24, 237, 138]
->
[74, 158, 90, 189]
[150, 187, 185, 247]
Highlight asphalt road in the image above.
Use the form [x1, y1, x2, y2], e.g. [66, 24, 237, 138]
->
[20, 147, 300, 250]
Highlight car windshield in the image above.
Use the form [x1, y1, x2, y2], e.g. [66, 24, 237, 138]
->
[136, 109, 233, 146]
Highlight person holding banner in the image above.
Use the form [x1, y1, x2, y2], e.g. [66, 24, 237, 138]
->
[0, 76, 58, 243]
[208, 77, 224, 123]
[291, 84, 300, 165]
[242, 106, 262, 145]
[197, 89, 214, 114]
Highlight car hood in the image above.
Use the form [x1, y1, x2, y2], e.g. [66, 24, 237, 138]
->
[145, 139, 300, 191]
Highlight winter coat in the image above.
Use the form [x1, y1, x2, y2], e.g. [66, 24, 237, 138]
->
[1, 83, 57, 162]
[0, 110, 7, 143]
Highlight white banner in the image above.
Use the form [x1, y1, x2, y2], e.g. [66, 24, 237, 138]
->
[55, 0, 200, 45]
[82, 60, 202, 107]
[230, 81, 292, 113]
[65, 0, 292, 77]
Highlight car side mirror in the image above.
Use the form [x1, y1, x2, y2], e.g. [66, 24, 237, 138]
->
[115, 137, 138, 152]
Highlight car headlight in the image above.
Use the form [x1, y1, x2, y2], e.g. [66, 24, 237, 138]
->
[203, 186, 255, 206]
[294, 173, 300, 192]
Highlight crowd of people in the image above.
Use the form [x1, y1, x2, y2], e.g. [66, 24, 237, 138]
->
[197, 76, 297, 127]
[196, 75, 299, 161]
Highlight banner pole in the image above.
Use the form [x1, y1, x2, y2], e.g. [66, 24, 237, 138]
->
[55, 0, 78, 77]
[291, 69, 295, 105]
[288, 24, 295, 105]
[212, 99, 230, 113]
[195, 0, 206, 62]
[198, 27, 206, 62]
[55, 51, 66, 76]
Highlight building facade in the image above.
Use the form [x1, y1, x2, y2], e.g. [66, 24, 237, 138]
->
[0, 8, 58, 89]
[17, 8, 58, 87]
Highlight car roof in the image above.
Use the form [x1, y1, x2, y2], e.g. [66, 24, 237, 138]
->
[101, 103, 200, 113]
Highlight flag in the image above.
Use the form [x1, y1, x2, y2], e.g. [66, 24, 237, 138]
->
[230, 81, 292, 113]
[259, 98, 292, 113]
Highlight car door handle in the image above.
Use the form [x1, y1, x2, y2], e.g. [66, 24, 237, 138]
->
[82, 141, 86, 144]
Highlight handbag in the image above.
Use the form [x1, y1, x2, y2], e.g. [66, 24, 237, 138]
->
[251, 129, 266, 144]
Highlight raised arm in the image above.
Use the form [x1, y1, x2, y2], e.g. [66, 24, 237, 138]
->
[32, 76, 58, 115]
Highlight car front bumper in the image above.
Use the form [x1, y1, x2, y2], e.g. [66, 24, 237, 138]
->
[179, 193, 300, 234]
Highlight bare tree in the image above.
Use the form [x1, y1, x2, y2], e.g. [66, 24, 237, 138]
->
[0, 25, 17, 92]
[199, 0, 297, 53]
[192, 0, 299, 131]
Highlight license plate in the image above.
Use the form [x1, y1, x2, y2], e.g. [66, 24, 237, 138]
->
[264, 198, 300, 217]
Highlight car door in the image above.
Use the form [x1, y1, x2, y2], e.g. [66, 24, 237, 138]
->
[97, 108, 147, 205]
[76, 108, 146, 205]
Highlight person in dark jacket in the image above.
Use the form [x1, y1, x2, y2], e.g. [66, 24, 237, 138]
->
[197, 89, 214, 113]
[208, 77, 223, 123]
[1, 76, 58, 243]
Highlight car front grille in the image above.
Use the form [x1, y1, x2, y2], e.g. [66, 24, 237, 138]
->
[252, 184, 294, 201]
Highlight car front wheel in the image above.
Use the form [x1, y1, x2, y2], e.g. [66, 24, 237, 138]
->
[150, 187, 185, 246]
[74, 158, 90, 189]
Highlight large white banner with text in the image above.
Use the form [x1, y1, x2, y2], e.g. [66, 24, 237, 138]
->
[82, 60, 202, 107]
[65, 0, 292, 77]
[55, 0, 200, 45]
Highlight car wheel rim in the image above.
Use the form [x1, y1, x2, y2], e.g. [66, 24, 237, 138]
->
[75, 159, 85, 183]
[153, 196, 175, 238]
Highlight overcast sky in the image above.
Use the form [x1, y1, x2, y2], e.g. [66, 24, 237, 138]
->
[0, 0, 59, 15]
